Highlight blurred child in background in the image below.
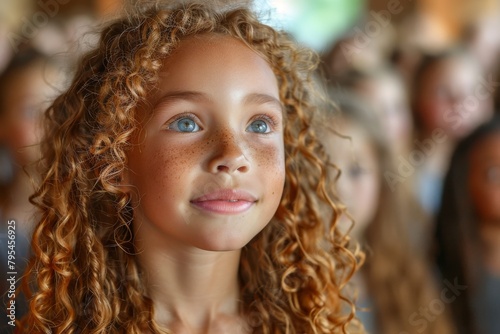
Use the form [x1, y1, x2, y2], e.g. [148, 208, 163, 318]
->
[334, 68, 413, 158]
[435, 115, 500, 334]
[330, 68, 433, 250]
[411, 49, 494, 214]
[318, 90, 455, 334]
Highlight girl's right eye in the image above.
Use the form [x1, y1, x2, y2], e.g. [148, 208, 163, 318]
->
[168, 116, 201, 133]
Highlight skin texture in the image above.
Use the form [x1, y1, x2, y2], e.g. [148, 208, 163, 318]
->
[125, 34, 285, 332]
[323, 120, 380, 240]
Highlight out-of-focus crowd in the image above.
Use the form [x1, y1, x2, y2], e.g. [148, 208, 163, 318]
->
[319, 1, 500, 333]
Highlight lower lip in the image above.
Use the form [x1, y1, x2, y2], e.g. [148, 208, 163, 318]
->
[190, 200, 255, 214]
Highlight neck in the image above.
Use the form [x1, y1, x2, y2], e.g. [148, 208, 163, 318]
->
[135, 222, 244, 331]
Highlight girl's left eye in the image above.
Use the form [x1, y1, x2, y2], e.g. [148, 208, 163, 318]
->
[168, 117, 201, 133]
[247, 119, 270, 134]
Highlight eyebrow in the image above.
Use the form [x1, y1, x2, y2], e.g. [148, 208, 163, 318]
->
[242, 93, 283, 112]
[153, 91, 283, 111]
[154, 91, 211, 109]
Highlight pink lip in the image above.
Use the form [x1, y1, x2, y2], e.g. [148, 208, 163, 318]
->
[190, 189, 257, 214]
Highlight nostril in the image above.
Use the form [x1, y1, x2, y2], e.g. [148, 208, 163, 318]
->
[217, 165, 230, 172]
[237, 165, 248, 173]
[214, 160, 249, 173]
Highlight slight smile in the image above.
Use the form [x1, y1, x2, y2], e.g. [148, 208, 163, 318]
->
[190, 189, 257, 214]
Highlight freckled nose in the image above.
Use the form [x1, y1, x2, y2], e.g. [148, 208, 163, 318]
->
[207, 132, 250, 174]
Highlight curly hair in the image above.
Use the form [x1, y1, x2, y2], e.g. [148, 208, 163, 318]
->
[20, 2, 360, 333]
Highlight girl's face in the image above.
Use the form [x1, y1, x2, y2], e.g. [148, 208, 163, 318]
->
[468, 132, 500, 225]
[126, 35, 286, 251]
[416, 56, 492, 139]
[323, 120, 381, 239]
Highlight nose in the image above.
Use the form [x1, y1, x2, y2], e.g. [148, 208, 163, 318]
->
[207, 131, 250, 174]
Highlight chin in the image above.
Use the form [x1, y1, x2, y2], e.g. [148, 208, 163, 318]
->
[194, 233, 255, 252]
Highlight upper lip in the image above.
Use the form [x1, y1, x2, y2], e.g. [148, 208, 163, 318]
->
[191, 189, 257, 202]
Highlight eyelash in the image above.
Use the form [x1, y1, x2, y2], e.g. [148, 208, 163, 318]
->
[250, 113, 280, 132]
[165, 112, 280, 132]
[166, 112, 201, 130]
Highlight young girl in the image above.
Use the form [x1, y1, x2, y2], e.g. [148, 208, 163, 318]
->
[20, 2, 360, 333]
[435, 115, 500, 334]
[318, 90, 455, 334]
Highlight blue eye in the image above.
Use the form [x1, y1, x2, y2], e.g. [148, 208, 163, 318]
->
[247, 119, 269, 134]
[169, 117, 200, 132]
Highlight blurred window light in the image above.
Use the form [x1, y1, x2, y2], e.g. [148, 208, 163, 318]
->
[253, 0, 365, 51]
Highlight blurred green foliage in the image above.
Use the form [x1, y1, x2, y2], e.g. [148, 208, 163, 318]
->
[254, 0, 365, 51]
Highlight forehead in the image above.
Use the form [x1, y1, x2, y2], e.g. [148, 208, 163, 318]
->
[160, 34, 274, 78]
[148, 33, 279, 102]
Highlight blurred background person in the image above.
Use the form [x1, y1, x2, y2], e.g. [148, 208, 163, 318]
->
[435, 115, 500, 334]
[0, 48, 62, 331]
[0, 1, 101, 331]
[321, 26, 397, 80]
[411, 49, 494, 215]
[318, 90, 455, 334]
[325, 67, 434, 249]
[331, 67, 413, 158]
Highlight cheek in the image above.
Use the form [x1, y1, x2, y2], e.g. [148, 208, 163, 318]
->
[249, 138, 285, 202]
[417, 90, 448, 123]
[472, 185, 500, 222]
[424, 98, 447, 120]
[128, 138, 202, 201]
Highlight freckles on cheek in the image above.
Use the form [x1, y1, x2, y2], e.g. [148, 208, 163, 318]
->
[253, 141, 286, 184]
[147, 142, 201, 188]
[139, 148, 184, 209]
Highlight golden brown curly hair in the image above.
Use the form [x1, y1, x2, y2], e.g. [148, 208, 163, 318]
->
[20, 2, 360, 333]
